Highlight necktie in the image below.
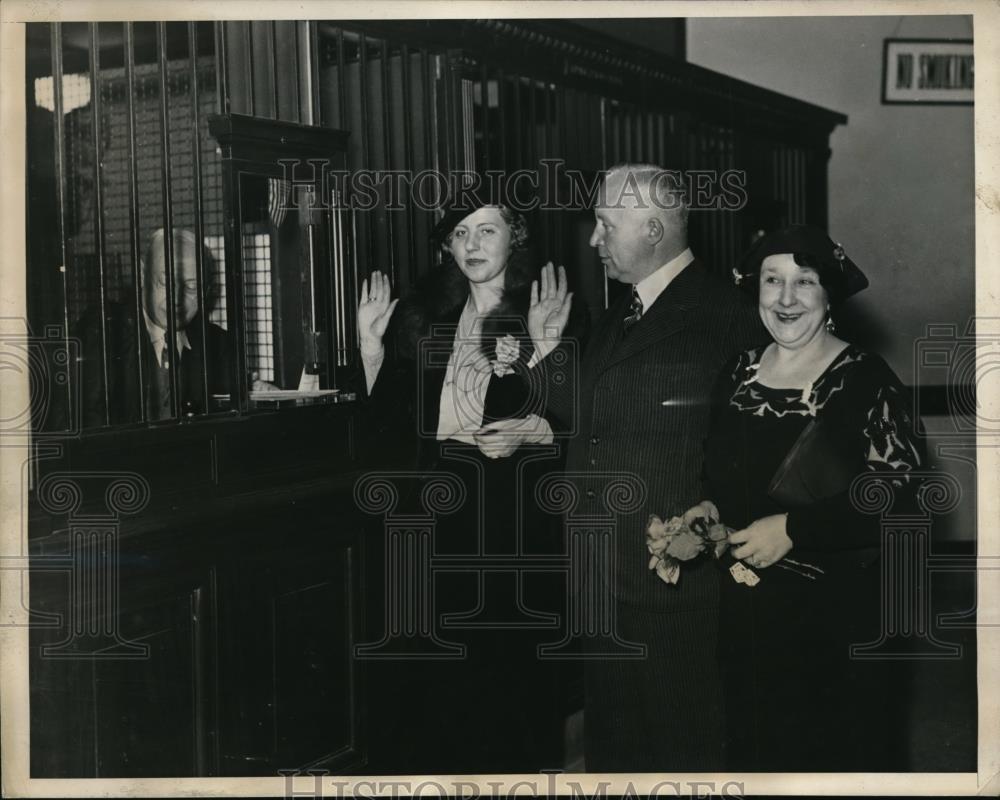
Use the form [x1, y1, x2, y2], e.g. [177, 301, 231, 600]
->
[623, 286, 643, 335]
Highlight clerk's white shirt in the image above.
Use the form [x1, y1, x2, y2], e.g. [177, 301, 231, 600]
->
[142, 308, 191, 367]
[633, 247, 695, 313]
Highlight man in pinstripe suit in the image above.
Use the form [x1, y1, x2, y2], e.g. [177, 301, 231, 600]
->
[529, 164, 764, 771]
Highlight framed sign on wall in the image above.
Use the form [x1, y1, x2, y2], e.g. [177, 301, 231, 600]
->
[882, 38, 974, 105]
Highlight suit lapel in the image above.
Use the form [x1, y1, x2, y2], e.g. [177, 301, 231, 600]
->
[587, 291, 630, 378]
[599, 259, 707, 372]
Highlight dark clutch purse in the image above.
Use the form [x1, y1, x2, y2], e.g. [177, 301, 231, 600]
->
[767, 417, 858, 507]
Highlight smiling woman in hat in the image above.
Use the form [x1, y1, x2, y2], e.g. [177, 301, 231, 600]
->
[351, 186, 581, 774]
[692, 225, 923, 770]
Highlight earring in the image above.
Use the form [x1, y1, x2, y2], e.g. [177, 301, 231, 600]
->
[825, 309, 835, 333]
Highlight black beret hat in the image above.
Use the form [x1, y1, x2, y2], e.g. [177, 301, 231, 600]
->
[429, 176, 536, 246]
[733, 224, 869, 302]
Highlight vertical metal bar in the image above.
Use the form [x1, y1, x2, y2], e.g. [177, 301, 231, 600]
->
[336, 28, 346, 132]
[655, 113, 663, 166]
[245, 22, 255, 117]
[441, 49, 455, 174]
[421, 49, 435, 270]
[189, 22, 210, 415]
[479, 62, 490, 172]
[599, 96, 609, 310]
[647, 113, 654, 162]
[88, 24, 110, 426]
[527, 79, 537, 170]
[123, 23, 147, 422]
[512, 75, 522, 170]
[50, 24, 73, 426]
[801, 149, 806, 223]
[214, 21, 229, 114]
[156, 22, 179, 418]
[400, 45, 416, 284]
[792, 148, 800, 223]
[359, 33, 375, 266]
[543, 81, 552, 167]
[218, 144, 247, 413]
[555, 81, 567, 253]
[600, 97, 609, 169]
[306, 22, 320, 126]
[634, 109, 642, 160]
[496, 68, 507, 169]
[296, 21, 313, 125]
[331, 188, 349, 368]
[784, 146, 792, 222]
[461, 79, 475, 174]
[292, 20, 304, 125]
[380, 39, 395, 279]
[271, 21, 281, 120]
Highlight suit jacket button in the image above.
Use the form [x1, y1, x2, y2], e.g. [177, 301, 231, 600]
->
[590, 436, 599, 445]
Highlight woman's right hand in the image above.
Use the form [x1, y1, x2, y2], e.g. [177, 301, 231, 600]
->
[358, 270, 399, 352]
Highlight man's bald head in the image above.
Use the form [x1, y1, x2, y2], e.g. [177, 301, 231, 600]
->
[590, 164, 690, 284]
[604, 163, 688, 224]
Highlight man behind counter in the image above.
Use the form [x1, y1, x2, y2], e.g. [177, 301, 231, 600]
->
[76, 227, 232, 426]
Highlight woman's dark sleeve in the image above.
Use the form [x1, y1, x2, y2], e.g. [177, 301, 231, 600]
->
[348, 324, 420, 469]
[784, 356, 925, 551]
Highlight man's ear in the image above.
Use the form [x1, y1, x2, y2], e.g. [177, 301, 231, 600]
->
[646, 217, 664, 245]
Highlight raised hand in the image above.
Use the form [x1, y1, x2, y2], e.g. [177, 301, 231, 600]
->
[358, 270, 399, 352]
[528, 262, 573, 363]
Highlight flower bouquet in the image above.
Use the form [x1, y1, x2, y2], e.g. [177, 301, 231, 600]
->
[646, 501, 742, 585]
[646, 501, 823, 587]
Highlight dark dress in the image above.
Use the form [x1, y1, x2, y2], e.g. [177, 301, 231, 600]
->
[703, 344, 923, 771]
[357, 287, 576, 774]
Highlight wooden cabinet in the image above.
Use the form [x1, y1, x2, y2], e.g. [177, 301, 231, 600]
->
[216, 507, 363, 775]
[29, 406, 367, 777]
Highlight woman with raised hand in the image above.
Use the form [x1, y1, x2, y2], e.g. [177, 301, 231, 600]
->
[355, 187, 582, 774]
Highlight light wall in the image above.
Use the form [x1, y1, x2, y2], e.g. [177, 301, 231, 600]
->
[687, 14, 974, 385]
[687, 15, 976, 542]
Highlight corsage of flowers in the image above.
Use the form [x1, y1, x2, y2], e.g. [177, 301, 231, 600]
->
[646, 501, 733, 585]
[492, 334, 520, 377]
[647, 501, 823, 587]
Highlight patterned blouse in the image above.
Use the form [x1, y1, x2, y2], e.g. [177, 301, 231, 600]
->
[705, 344, 924, 554]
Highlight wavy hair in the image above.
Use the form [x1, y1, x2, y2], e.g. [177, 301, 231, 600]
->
[393, 206, 538, 360]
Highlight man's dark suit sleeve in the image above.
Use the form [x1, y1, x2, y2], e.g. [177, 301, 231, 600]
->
[526, 301, 591, 435]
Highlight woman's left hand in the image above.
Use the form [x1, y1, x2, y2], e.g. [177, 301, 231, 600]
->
[728, 514, 793, 569]
[473, 416, 549, 459]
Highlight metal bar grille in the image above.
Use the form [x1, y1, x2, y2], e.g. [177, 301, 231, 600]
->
[88, 24, 111, 426]
[49, 25, 73, 425]
[28, 20, 832, 431]
[156, 22, 179, 419]
[188, 21, 210, 415]
[123, 23, 147, 421]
